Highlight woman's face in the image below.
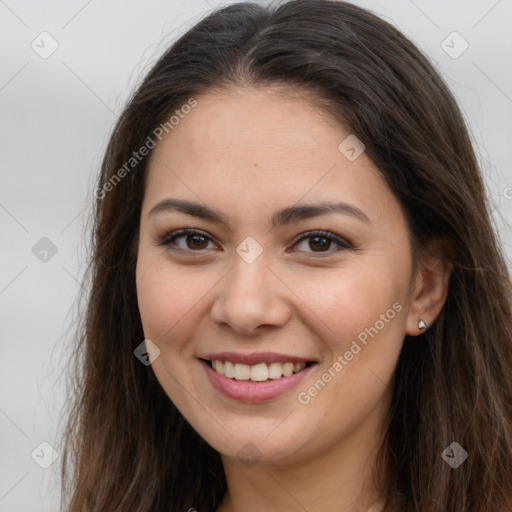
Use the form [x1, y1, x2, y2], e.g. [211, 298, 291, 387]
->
[136, 86, 415, 465]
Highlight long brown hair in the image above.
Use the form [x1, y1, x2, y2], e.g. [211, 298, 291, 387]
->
[60, 1, 512, 510]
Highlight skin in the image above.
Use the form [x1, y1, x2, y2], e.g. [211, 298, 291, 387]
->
[135, 86, 452, 512]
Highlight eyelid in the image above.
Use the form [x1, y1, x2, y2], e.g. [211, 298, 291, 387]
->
[158, 228, 218, 252]
[290, 230, 352, 250]
[158, 228, 352, 255]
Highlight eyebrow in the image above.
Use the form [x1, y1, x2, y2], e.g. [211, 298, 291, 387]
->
[148, 198, 370, 228]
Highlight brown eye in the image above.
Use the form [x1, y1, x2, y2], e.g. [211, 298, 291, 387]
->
[308, 236, 331, 252]
[186, 234, 209, 250]
[160, 229, 216, 252]
[290, 230, 351, 255]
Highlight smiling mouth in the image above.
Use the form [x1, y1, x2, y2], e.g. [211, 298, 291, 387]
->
[200, 358, 316, 382]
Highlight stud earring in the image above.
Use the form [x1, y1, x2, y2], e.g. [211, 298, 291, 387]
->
[418, 319, 427, 330]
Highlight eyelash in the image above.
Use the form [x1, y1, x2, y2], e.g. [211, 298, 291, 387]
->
[157, 228, 352, 257]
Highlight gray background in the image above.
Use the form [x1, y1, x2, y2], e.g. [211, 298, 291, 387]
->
[1, 0, 511, 510]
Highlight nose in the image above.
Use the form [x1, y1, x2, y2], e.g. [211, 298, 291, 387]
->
[210, 255, 292, 337]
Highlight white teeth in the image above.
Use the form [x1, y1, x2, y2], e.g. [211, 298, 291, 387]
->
[210, 360, 308, 381]
[282, 362, 294, 377]
[224, 361, 235, 378]
[268, 362, 283, 379]
[250, 363, 268, 382]
[234, 363, 251, 380]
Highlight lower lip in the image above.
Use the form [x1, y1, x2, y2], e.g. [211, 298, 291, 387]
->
[200, 359, 317, 403]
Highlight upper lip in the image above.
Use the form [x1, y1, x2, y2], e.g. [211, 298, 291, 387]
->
[200, 352, 317, 365]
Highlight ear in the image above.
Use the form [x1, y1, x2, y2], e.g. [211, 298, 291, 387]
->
[405, 237, 454, 336]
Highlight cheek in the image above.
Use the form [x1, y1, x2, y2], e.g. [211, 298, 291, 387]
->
[290, 268, 407, 431]
[135, 257, 208, 407]
[135, 256, 206, 345]
[297, 265, 407, 343]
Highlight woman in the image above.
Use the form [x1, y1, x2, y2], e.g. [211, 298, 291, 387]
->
[60, 1, 512, 511]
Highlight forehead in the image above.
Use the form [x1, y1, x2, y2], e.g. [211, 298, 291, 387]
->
[163, 86, 342, 157]
[142, 86, 403, 227]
